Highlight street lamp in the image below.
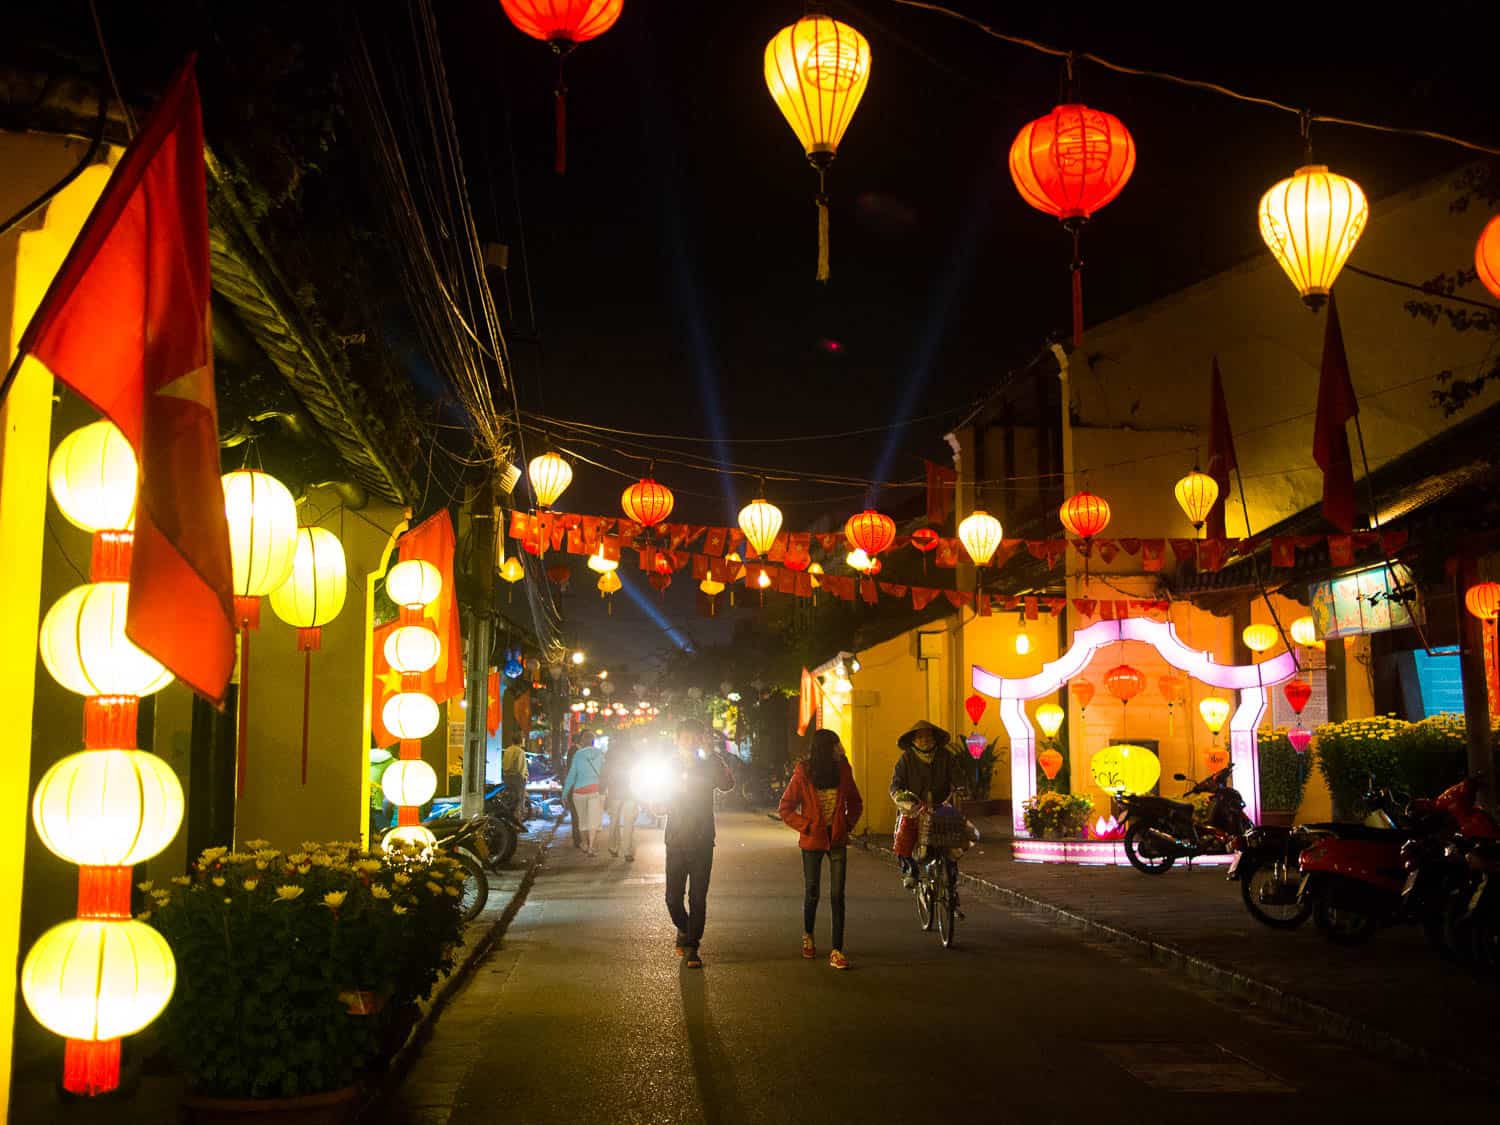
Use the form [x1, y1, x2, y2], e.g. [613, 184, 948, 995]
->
[598, 669, 608, 679]
[571, 650, 585, 666]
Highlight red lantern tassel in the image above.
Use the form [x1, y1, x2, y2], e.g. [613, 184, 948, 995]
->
[234, 596, 259, 799]
[297, 628, 321, 786]
[1070, 226, 1084, 349]
[64, 1038, 121, 1097]
[554, 80, 567, 175]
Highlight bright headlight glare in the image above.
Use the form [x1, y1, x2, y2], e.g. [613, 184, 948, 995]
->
[630, 759, 676, 804]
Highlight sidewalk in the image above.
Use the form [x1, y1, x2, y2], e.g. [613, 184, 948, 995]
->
[863, 814, 1496, 1079]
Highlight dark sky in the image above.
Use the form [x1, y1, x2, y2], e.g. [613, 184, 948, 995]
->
[434, 2, 1496, 670]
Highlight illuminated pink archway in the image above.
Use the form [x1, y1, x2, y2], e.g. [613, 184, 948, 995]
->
[972, 617, 1298, 834]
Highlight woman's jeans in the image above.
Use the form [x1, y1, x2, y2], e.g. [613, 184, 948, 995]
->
[802, 847, 847, 950]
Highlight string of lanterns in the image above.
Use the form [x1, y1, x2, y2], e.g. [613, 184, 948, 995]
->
[379, 559, 445, 857]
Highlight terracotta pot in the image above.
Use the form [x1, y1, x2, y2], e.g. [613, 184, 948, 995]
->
[181, 1086, 357, 1125]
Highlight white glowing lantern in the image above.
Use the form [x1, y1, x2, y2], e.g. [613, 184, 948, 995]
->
[737, 497, 783, 556]
[379, 759, 439, 807]
[957, 509, 1003, 566]
[527, 452, 573, 508]
[48, 421, 137, 533]
[384, 626, 441, 674]
[381, 824, 437, 858]
[269, 527, 347, 633]
[221, 471, 299, 600]
[386, 559, 442, 609]
[21, 919, 175, 1041]
[32, 751, 183, 866]
[38, 584, 173, 698]
[382, 693, 441, 741]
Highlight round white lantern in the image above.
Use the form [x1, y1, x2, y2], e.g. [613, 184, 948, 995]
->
[38, 584, 173, 698]
[382, 693, 440, 741]
[33, 750, 184, 866]
[48, 421, 137, 533]
[221, 471, 298, 599]
[21, 919, 175, 1041]
[383, 626, 441, 675]
[380, 759, 439, 807]
[386, 559, 442, 609]
[269, 526, 347, 630]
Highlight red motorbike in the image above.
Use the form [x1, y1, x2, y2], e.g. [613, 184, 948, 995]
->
[1298, 776, 1495, 946]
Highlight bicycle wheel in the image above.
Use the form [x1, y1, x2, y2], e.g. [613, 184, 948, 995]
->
[915, 877, 934, 931]
[453, 847, 489, 922]
[938, 872, 958, 948]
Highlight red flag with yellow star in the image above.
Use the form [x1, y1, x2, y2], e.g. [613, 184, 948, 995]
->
[10, 58, 234, 702]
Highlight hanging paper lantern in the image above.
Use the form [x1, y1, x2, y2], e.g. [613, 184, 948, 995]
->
[32, 750, 183, 867]
[387, 559, 443, 609]
[380, 759, 438, 807]
[22, 919, 175, 1044]
[1009, 102, 1134, 345]
[48, 421, 137, 533]
[1035, 702, 1065, 738]
[1059, 490, 1110, 539]
[1090, 744, 1161, 796]
[1242, 623, 1279, 654]
[546, 563, 572, 586]
[1287, 729, 1313, 754]
[649, 572, 672, 592]
[807, 561, 824, 588]
[38, 585, 174, 698]
[1157, 674, 1187, 707]
[498, 0, 621, 43]
[527, 452, 573, 508]
[699, 578, 725, 597]
[910, 527, 940, 553]
[845, 509, 896, 556]
[1283, 679, 1313, 715]
[1038, 747, 1064, 780]
[1104, 664, 1145, 704]
[1464, 582, 1500, 621]
[650, 550, 674, 577]
[587, 548, 618, 575]
[385, 626, 442, 675]
[621, 477, 674, 528]
[756, 570, 773, 589]
[269, 527, 347, 647]
[1015, 631, 1032, 656]
[738, 497, 783, 557]
[964, 693, 986, 725]
[1258, 165, 1368, 309]
[957, 509, 1003, 566]
[1069, 679, 1095, 712]
[1173, 468, 1219, 533]
[1199, 696, 1231, 736]
[1204, 748, 1231, 773]
[221, 470, 298, 614]
[784, 551, 810, 573]
[383, 693, 441, 741]
[845, 548, 872, 574]
[1477, 215, 1500, 301]
[1289, 615, 1319, 646]
[764, 14, 872, 282]
[499, 557, 525, 584]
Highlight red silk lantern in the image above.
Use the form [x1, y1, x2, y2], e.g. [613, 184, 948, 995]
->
[1204, 748, 1230, 773]
[649, 572, 671, 592]
[1465, 582, 1500, 621]
[1060, 490, 1111, 539]
[910, 527, 939, 552]
[498, 0, 624, 175]
[845, 509, 896, 556]
[1009, 102, 1134, 346]
[1069, 679, 1095, 712]
[621, 477, 674, 528]
[1476, 215, 1500, 302]
[545, 563, 572, 586]
[1038, 747, 1064, 780]
[784, 550, 810, 573]
[1104, 664, 1145, 704]
[965, 693, 986, 726]
[865, 557, 883, 576]
[1283, 679, 1313, 715]
[652, 550, 674, 576]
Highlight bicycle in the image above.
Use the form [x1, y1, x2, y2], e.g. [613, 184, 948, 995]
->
[913, 849, 963, 948]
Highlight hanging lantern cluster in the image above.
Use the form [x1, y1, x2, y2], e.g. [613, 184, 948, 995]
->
[380, 559, 444, 857]
[957, 509, 1003, 566]
[1258, 162, 1368, 309]
[23, 421, 181, 1097]
[1174, 468, 1219, 535]
[764, 13, 871, 282]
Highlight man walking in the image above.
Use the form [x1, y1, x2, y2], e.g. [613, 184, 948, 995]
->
[662, 720, 735, 969]
[500, 727, 528, 821]
[603, 735, 639, 862]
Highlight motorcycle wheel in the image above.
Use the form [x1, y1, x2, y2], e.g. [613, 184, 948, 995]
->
[1123, 823, 1176, 875]
[915, 879, 934, 932]
[1240, 860, 1311, 929]
[1312, 898, 1377, 946]
[484, 819, 517, 870]
[453, 847, 489, 922]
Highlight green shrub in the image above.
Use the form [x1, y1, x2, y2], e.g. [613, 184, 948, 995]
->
[1314, 715, 1472, 818]
[1022, 791, 1093, 838]
[1257, 728, 1313, 812]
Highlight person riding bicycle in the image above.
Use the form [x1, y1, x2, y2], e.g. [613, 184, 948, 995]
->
[889, 720, 961, 888]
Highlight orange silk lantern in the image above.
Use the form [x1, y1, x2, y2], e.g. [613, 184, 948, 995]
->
[1038, 747, 1064, 780]
[1069, 679, 1095, 712]
[621, 476, 674, 528]
[1465, 582, 1500, 621]
[1158, 672, 1187, 734]
[1477, 215, 1500, 301]
[499, 1, 623, 174]
[1009, 102, 1134, 346]
[1104, 664, 1145, 705]
[910, 527, 939, 552]
[845, 509, 896, 557]
[1060, 490, 1111, 539]
[1204, 748, 1231, 773]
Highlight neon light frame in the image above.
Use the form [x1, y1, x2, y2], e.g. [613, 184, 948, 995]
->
[972, 617, 1298, 834]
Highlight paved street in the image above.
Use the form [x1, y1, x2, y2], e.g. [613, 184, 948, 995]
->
[373, 812, 1491, 1125]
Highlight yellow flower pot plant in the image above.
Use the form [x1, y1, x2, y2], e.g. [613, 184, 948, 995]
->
[146, 839, 467, 1119]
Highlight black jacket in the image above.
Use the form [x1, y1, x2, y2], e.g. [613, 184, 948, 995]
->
[664, 751, 736, 850]
[890, 747, 963, 807]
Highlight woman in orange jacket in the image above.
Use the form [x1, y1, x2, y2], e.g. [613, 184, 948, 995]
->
[778, 729, 864, 969]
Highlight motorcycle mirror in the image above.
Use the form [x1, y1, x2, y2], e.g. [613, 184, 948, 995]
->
[1172, 773, 1187, 781]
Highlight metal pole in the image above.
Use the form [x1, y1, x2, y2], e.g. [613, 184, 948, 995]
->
[1456, 557, 1495, 808]
[461, 615, 490, 819]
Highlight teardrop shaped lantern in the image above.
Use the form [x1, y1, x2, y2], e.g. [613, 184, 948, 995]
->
[498, 0, 624, 174]
[1035, 703, 1065, 739]
[1009, 102, 1135, 345]
[1038, 747, 1064, 780]
[738, 496, 784, 557]
[1199, 696, 1231, 737]
[1069, 679, 1095, 713]
[269, 526, 349, 785]
[1283, 678, 1313, 715]
[499, 557, 525, 584]
[1174, 468, 1219, 534]
[957, 509, 1003, 566]
[1060, 490, 1110, 539]
[845, 509, 896, 556]
[910, 527, 939, 553]
[528, 451, 573, 509]
[964, 693, 986, 726]
[764, 14, 871, 282]
[1476, 215, 1500, 301]
[1258, 165, 1368, 309]
[1289, 615, 1319, 646]
[621, 476, 674, 528]
[597, 570, 622, 597]
[1104, 664, 1145, 705]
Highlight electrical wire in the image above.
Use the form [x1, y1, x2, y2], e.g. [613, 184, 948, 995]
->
[882, 0, 1500, 156]
[521, 406, 966, 445]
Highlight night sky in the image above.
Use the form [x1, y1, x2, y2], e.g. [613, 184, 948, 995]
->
[433, 2, 1496, 670]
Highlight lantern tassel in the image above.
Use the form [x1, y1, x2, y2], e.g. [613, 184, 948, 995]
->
[234, 601, 256, 800]
[64, 1038, 121, 1097]
[816, 194, 830, 283]
[554, 80, 567, 176]
[1070, 226, 1084, 349]
[301, 649, 311, 785]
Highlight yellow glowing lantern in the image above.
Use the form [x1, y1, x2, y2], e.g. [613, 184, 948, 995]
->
[527, 451, 573, 508]
[1258, 165, 1368, 309]
[48, 421, 137, 533]
[738, 497, 783, 557]
[379, 759, 439, 807]
[221, 470, 299, 601]
[1199, 696, 1232, 736]
[269, 526, 347, 635]
[1035, 702, 1065, 739]
[382, 824, 438, 858]
[386, 559, 442, 609]
[845, 548, 872, 573]
[1015, 631, 1032, 656]
[384, 626, 442, 674]
[957, 509, 1003, 566]
[597, 571, 622, 596]
[1289, 615, 1318, 646]
[499, 557, 525, 584]
[38, 584, 173, 698]
[1242, 622, 1279, 654]
[764, 15, 870, 163]
[699, 578, 725, 597]
[1173, 468, 1219, 533]
[756, 570, 773, 589]
[382, 693, 441, 741]
[808, 561, 824, 589]
[587, 548, 618, 574]
[21, 919, 175, 1042]
[1090, 744, 1161, 796]
[32, 750, 183, 866]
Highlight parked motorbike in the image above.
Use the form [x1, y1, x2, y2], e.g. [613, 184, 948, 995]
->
[1442, 836, 1500, 970]
[381, 816, 491, 922]
[427, 783, 526, 868]
[1120, 765, 1250, 875]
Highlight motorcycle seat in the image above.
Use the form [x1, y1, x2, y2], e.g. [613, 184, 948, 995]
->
[1299, 822, 1407, 841]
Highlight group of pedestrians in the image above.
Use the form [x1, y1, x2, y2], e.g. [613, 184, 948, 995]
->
[560, 732, 642, 860]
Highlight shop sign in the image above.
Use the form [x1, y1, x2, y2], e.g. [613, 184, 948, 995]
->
[1309, 563, 1419, 640]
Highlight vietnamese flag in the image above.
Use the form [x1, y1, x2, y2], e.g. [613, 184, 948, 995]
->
[398, 510, 464, 703]
[1313, 294, 1360, 532]
[9, 59, 234, 702]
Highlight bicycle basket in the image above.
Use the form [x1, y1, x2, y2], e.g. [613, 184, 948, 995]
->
[917, 808, 969, 850]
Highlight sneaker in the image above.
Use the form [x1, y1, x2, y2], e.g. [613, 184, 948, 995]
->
[685, 952, 703, 969]
[829, 950, 849, 970]
[801, 935, 816, 959]
[902, 875, 917, 890]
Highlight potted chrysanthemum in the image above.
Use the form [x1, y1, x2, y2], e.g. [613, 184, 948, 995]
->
[146, 839, 466, 1122]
